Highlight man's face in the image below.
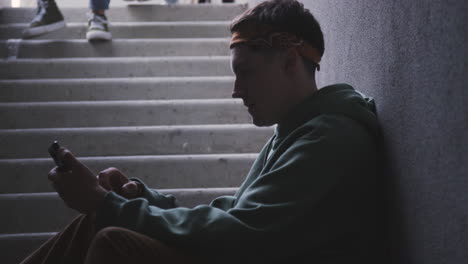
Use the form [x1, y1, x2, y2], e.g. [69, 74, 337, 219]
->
[230, 45, 290, 127]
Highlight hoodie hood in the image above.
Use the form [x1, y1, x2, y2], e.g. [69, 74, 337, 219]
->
[276, 83, 380, 140]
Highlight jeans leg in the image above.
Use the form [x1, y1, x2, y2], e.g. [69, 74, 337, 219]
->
[89, 0, 110, 11]
[19, 214, 97, 264]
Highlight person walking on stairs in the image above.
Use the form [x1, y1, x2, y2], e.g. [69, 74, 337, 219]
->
[23, 0, 112, 41]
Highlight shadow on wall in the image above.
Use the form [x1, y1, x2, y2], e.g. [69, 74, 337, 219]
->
[379, 131, 411, 264]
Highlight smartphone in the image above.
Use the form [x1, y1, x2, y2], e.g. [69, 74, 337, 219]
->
[48, 140, 70, 170]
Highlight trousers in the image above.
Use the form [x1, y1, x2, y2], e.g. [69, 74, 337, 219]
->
[19, 213, 199, 264]
[46, 0, 110, 11]
[89, 0, 110, 11]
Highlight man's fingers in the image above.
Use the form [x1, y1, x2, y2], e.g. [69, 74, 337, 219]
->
[48, 167, 58, 181]
[98, 167, 128, 191]
[57, 147, 86, 172]
[122, 181, 137, 194]
[98, 176, 112, 191]
[122, 181, 141, 198]
[97, 167, 138, 198]
[98, 167, 119, 177]
[98, 169, 113, 190]
[48, 167, 73, 182]
[57, 148, 77, 169]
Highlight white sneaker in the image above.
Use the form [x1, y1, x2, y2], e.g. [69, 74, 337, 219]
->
[23, 0, 66, 38]
[86, 13, 112, 41]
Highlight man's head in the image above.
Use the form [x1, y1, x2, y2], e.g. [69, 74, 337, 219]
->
[229, 0, 324, 127]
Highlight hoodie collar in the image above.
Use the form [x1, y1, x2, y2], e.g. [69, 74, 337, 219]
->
[275, 84, 356, 139]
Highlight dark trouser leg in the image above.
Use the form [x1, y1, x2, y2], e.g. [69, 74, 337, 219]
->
[20, 214, 199, 264]
[20, 213, 97, 264]
[89, 0, 110, 11]
[84, 226, 199, 264]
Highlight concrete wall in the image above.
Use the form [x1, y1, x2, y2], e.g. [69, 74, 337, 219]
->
[304, 1, 468, 263]
[247, 0, 468, 263]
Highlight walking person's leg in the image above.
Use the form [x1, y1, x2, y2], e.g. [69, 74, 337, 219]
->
[23, 0, 65, 38]
[87, 0, 112, 41]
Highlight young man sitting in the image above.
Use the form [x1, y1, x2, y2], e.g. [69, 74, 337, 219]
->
[21, 0, 381, 263]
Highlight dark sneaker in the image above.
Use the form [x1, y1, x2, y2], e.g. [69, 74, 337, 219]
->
[86, 13, 112, 41]
[22, 0, 65, 38]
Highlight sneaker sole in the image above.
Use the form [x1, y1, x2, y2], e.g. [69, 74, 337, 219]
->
[86, 30, 112, 41]
[22, 20, 66, 38]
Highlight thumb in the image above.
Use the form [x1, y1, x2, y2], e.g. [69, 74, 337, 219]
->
[122, 181, 140, 198]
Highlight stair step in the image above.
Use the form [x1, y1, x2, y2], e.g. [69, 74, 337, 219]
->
[0, 125, 274, 159]
[0, 76, 234, 102]
[0, 21, 231, 40]
[0, 56, 232, 79]
[0, 232, 54, 264]
[0, 38, 230, 59]
[0, 99, 250, 129]
[0, 188, 237, 234]
[0, 4, 247, 23]
[0, 153, 256, 193]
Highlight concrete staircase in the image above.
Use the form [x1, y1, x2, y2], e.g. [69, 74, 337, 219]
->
[0, 3, 273, 263]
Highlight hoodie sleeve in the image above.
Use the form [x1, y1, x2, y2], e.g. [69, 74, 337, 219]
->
[129, 178, 177, 209]
[95, 116, 377, 262]
[128, 178, 237, 210]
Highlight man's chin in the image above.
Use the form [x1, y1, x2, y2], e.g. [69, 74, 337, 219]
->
[252, 117, 274, 127]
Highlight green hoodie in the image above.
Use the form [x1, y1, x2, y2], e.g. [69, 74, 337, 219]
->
[95, 83, 381, 264]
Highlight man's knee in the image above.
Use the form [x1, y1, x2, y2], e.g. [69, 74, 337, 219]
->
[87, 227, 198, 264]
[92, 226, 130, 247]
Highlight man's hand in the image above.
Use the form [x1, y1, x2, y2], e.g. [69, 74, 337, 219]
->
[48, 147, 108, 214]
[97, 167, 142, 199]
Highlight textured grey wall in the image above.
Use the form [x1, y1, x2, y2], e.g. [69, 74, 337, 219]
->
[248, 0, 468, 263]
[298, 0, 468, 263]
